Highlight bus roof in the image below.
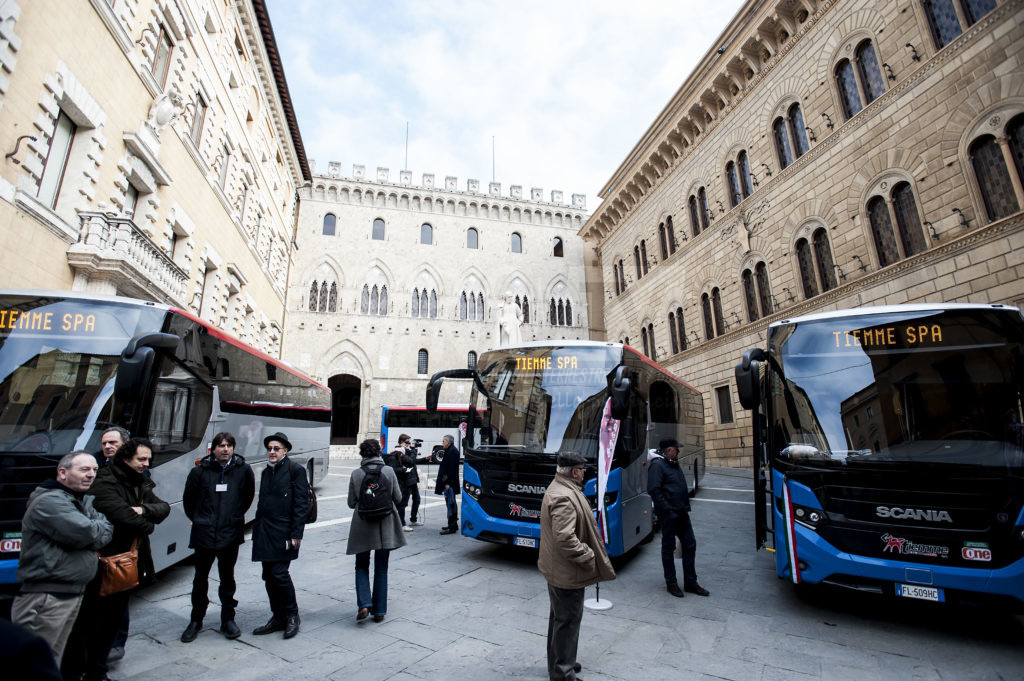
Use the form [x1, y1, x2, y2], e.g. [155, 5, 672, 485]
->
[768, 302, 1021, 328]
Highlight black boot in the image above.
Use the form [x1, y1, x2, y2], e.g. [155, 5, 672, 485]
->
[283, 614, 300, 639]
[180, 621, 201, 643]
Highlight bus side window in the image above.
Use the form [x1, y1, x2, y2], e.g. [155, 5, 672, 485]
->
[147, 356, 212, 465]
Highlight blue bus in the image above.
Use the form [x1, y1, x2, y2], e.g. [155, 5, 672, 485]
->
[426, 341, 704, 557]
[735, 303, 1024, 607]
[0, 291, 331, 593]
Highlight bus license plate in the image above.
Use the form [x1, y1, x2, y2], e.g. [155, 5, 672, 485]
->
[895, 584, 944, 602]
[514, 537, 537, 548]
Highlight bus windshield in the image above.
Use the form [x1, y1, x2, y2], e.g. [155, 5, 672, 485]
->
[473, 345, 618, 457]
[769, 308, 1024, 472]
[0, 295, 167, 454]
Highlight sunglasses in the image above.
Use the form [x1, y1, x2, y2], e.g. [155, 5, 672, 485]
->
[267, 446, 286, 452]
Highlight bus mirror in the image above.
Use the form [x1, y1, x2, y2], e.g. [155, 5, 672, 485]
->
[425, 368, 481, 413]
[115, 332, 179, 402]
[610, 366, 630, 420]
[735, 360, 760, 410]
[426, 378, 442, 414]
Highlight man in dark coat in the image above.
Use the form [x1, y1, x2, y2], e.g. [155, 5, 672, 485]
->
[382, 437, 410, 530]
[251, 432, 309, 639]
[180, 432, 255, 642]
[648, 438, 709, 598]
[436, 434, 460, 535]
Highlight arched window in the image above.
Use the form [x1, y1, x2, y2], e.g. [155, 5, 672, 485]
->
[468, 292, 476, 320]
[971, 132, 1021, 222]
[565, 300, 572, 326]
[308, 281, 318, 311]
[789, 104, 809, 157]
[322, 213, 336, 236]
[460, 292, 468, 320]
[360, 284, 369, 314]
[835, 59, 863, 119]
[836, 41, 885, 120]
[666, 216, 677, 255]
[614, 265, 621, 295]
[429, 290, 437, 318]
[549, 299, 557, 325]
[773, 104, 810, 169]
[701, 293, 714, 340]
[553, 237, 563, 257]
[557, 300, 565, 326]
[742, 269, 759, 322]
[420, 223, 433, 245]
[618, 260, 626, 291]
[737, 152, 754, 198]
[478, 293, 484, 320]
[318, 282, 328, 312]
[633, 246, 642, 279]
[795, 238, 818, 299]
[726, 161, 741, 207]
[640, 240, 649, 273]
[669, 311, 679, 354]
[328, 282, 337, 312]
[467, 228, 478, 249]
[647, 323, 656, 359]
[370, 285, 379, 315]
[813, 228, 837, 292]
[676, 306, 687, 351]
[712, 288, 725, 336]
[417, 349, 428, 375]
[755, 263, 772, 317]
[468, 351, 477, 369]
[697, 188, 711, 228]
[773, 117, 794, 169]
[868, 196, 900, 267]
[372, 217, 385, 240]
[923, 0, 994, 49]
[379, 285, 388, 315]
[658, 223, 668, 260]
[641, 327, 649, 356]
[412, 288, 420, 317]
[688, 196, 701, 237]
[522, 295, 530, 323]
[856, 41, 885, 106]
[867, 183, 929, 266]
[422, 289, 430, 317]
[511, 232, 522, 253]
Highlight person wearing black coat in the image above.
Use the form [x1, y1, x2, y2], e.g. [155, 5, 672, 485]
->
[180, 432, 255, 643]
[647, 438, 709, 599]
[436, 434, 461, 535]
[250, 432, 309, 639]
[64, 438, 169, 681]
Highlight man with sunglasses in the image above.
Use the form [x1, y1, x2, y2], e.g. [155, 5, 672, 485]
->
[251, 433, 309, 639]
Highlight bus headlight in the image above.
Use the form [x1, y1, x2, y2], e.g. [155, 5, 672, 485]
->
[793, 504, 824, 530]
[463, 481, 481, 500]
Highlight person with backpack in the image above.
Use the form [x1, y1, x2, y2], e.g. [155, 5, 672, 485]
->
[347, 439, 405, 623]
[251, 432, 309, 639]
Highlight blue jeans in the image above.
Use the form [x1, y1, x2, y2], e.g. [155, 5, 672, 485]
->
[355, 550, 390, 616]
[443, 486, 458, 527]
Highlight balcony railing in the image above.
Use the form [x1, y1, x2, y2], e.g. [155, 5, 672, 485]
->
[68, 211, 188, 305]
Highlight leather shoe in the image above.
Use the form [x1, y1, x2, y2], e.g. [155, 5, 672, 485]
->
[180, 621, 201, 643]
[357, 607, 370, 621]
[220, 620, 241, 639]
[574, 662, 582, 672]
[283, 614, 300, 638]
[685, 584, 711, 597]
[439, 526, 457, 535]
[253, 618, 285, 635]
[667, 583, 685, 598]
[372, 614, 384, 623]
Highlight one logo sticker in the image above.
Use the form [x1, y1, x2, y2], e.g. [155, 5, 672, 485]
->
[0, 538, 21, 553]
[961, 546, 992, 562]
[881, 533, 949, 558]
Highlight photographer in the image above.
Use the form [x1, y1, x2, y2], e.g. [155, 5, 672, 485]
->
[392, 434, 430, 529]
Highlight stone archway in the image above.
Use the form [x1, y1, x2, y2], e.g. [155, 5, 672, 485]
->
[329, 374, 361, 445]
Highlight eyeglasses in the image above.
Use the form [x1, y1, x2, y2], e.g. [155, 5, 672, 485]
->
[267, 446, 285, 452]
[572, 466, 586, 472]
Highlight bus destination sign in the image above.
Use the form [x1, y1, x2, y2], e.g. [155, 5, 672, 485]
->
[0, 308, 98, 335]
[832, 323, 943, 350]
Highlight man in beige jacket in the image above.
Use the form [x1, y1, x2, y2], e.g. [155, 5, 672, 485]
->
[538, 451, 616, 681]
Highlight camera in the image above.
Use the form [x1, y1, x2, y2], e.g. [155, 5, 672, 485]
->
[407, 438, 423, 456]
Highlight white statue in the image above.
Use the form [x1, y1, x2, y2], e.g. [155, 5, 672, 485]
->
[498, 294, 523, 346]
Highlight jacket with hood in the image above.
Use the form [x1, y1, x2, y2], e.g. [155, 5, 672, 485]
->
[647, 452, 691, 515]
[183, 453, 255, 550]
[17, 479, 113, 593]
[346, 455, 406, 555]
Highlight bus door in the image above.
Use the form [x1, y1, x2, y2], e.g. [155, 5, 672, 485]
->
[736, 350, 773, 551]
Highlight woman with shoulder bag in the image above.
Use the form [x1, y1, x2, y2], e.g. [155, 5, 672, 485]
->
[347, 439, 405, 623]
[64, 438, 169, 681]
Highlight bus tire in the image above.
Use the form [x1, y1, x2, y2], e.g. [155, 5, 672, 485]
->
[431, 446, 444, 464]
[691, 461, 699, 496]
[307, 460, 316, 490]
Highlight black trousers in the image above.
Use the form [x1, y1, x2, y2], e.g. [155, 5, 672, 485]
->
[190, 544, 240, 623]
[261, 560, 297, 620]
[61, 577, 130, 681]
[400, 484, 420, 524]
[659, 511, 698, 588]
[546, 584, 584, 681]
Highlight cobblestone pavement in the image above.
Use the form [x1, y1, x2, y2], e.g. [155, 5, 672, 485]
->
[109, 462, 1024, 681]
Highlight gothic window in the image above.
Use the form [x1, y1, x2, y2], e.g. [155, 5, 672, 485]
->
[634, 246, 642, 279]
[459, 292, 467, 320]
[614, 265, 621, 295]
[478, 293, 485, 320]
[370, 285, 379, 315]
[360, 284, 369, 314]
[640, 240, 649, 273]
[372, 218, 385, 240]
[565, 300, 572, 326]
[328, 283, 337, 312]
[412, 289, 420, 317]
[676, 306, 687, 351]
[420, 223, 433, 245]
[755, 262, 772, 317]
[557, 300, 565, 326]
[698, 188, 711, 229]
[553, 237, 563, 257]
[318, 282, 328, 312]
[742, 269, 759, 322]
[647, 323, 656, 359]
[971, 133, 1021, 222]
[417, 349, 428, 375]
[549, 299, 557, 325]
[891, 183, 927, 257]
[669, 311, 679, 354]
[468, 292, 476, 320]
[726, 161, 741, 207]
[712, 288, 725, 336]
[468, 351, 477, 369]
[308, 281, 318, 311]
[467, 228, 478, 249]
[795, 238, 818, 298]
[737, 152, 754, 198]
[429, 290, 437, 318]
[511, 232, 522, 253]
[813, 228, 838, 292]
[666, 216, 677, 254]
[322, 213, 336, 236]
[522, 295, 530, 323]
[701, 293, 714, 341]
[618, 260, 626, 290]
[868, 196, 900, 267]
[689, 195, 701, 237]
[641, 327, 649, 356]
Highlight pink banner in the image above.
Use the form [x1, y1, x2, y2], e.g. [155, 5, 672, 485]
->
[597, 397, 620, 543]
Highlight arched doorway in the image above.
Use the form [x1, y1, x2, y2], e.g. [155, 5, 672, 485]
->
[329, 374, 361, 444]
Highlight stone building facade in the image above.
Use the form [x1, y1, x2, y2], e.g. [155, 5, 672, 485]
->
[580, 0, 1024, 467]
[283, 165, 591, 444]
[0, 0, 309, 356]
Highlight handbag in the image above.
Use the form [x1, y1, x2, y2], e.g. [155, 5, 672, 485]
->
[97, 538, 139, 597]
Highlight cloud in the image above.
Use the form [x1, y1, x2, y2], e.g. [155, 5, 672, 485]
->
[266, 0, 746, 206]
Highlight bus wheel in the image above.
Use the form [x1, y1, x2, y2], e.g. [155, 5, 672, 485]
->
[691, 462, 699, 496]
[431, 446, 444, 464]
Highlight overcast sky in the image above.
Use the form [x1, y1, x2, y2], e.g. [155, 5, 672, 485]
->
[264, 0, 747, 210]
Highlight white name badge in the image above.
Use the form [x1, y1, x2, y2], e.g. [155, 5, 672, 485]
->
[216, 483, 228, 492]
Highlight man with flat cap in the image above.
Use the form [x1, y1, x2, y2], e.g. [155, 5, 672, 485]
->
[251, 432, 309, 639]
[538, 451, 615, 681]
[648, 438, 709, 598]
